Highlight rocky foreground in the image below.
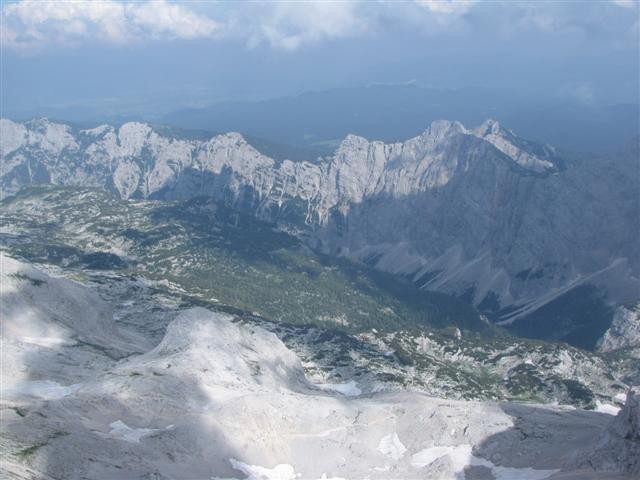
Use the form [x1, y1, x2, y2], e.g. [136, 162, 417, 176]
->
[1, 254, 638, 480]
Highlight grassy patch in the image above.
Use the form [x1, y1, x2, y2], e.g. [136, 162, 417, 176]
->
[16, 443, 46, 460]
[1, 186, 488, 335]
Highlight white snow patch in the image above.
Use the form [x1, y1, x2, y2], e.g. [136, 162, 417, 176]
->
[314, 380, 361, 397]
[594, 401, 621, 416]
[411, 444, 558, 480]
[377, 432, 407, 460]
[3, 380, 81, 400]
[614, 392, 628, 403]
[224, 460, 346, 480]
[16, 335, 69, 348]
[229, 459, 299, 480]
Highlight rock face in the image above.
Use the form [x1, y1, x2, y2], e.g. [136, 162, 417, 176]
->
[1, 187, 633, 405]
[577, 387, 640, 476]
[0, 118, 560, 219]
[0, 253, 147, 394]
[0, 255, 627, 480]
[611, 388, 640, 475]
[597, 304, 640, 352]
[1, 118, 638, 344]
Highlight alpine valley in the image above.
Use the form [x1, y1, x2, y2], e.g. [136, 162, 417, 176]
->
[2, 117, 638, 348]
[1, 117, 639, 479]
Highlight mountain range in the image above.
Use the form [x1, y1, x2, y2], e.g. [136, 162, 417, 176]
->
[162, 85, 639, 154]
[1, 117, 638, 349]
[2, 114, 640, 480]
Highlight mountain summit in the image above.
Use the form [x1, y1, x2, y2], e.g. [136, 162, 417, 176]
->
[1, 117, 637, 348]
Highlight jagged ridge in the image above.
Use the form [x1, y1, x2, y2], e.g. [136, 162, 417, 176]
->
[1, 117, 637, 348]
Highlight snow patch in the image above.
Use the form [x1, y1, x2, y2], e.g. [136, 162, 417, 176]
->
[314, 380, 361, 397]
[16, 335, 69, 348]
[3, 380, 81, 400]
[594, 401, 621, 416]
[615, 392, 628, 403]
[224, 460, 347, 480]
[229, 459, 299, 480]
[377, 432, 407, 460]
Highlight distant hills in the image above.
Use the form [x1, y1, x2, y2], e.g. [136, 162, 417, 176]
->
[162, 85, 639, 155]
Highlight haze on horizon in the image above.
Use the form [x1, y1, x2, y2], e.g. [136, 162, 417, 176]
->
[1, 0, 639, 124]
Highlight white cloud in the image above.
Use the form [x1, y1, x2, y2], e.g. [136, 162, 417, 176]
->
[1, 0, 637, 53]
[416, 0, 476, 16]
[611, 0, 637, 9]
[1, 0, 367, 52]
[1, 0, 220, 51]
[242, 2, 369, 51]
[127, 1, 220, 40]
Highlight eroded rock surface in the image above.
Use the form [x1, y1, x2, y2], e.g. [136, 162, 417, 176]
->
[1, 255, 636, 479]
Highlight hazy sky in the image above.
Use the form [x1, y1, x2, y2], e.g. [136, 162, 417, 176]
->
[1, 0, 638, 118]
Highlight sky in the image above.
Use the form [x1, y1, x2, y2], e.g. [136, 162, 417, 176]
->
[1, 0, 639, 120]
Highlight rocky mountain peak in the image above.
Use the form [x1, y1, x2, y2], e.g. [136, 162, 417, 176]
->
[473, 118, 501, 136]
[423, 119, 467, 139]
[0, 118, 27, 156]
[116, 122, 154, 157]
[24, 116, 58, 131]
[333, 134, 380, 164]
[21, 117, 78, 154]
[209, 131, 250, 147]
[80, 124, 114, 138]
[471, 118, 559, 173]
[118, 121, 152, 139]
[1, 117, 636, 343]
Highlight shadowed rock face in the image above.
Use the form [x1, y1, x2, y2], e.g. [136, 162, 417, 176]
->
[573, 387, 640, 476]
[613, 388, 640, 474]
[1, 118, 638, 345]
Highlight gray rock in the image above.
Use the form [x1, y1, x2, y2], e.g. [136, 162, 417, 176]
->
[0, 256, 630, 479]
[573, 387, 640, 476]
[1, 117, 638, 338]
[598, 304, 640, 352]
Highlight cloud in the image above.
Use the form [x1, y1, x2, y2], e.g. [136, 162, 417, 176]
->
[611, 0, 637, 8]
[416, 0, 476, 16]
[1, 0, 220, 51]
[241, 2, 369, 51]
[1, 0, 638, 54]
[127, 1, 220, 40]
[1, 0, 477, 53]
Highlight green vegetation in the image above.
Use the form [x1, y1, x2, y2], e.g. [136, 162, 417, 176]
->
[16, 443, 46, 460]
[0, 186, 489, 335]
[15, 431, 69, 461]
[0, 186, 624, 405]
